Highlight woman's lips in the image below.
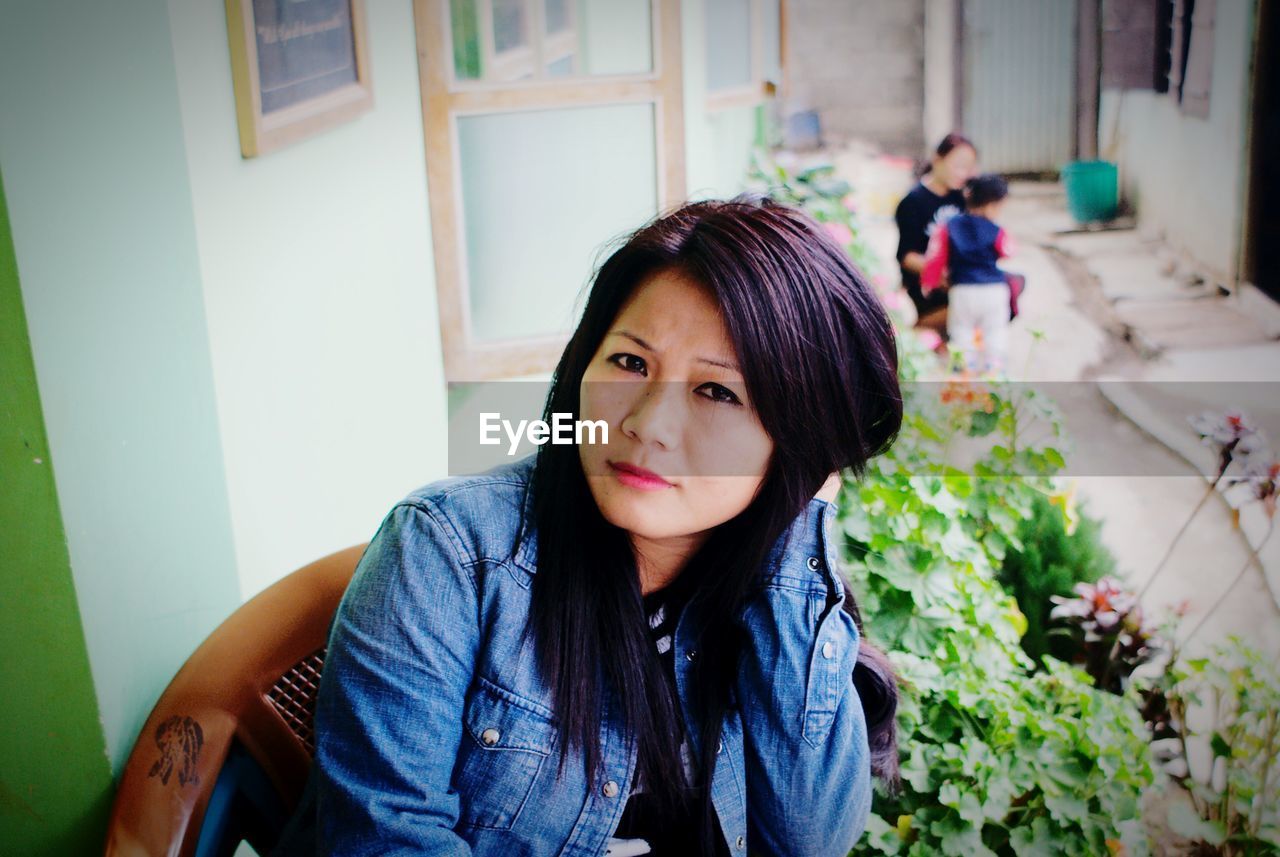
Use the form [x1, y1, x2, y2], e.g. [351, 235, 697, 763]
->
[608, 461, 674, 491]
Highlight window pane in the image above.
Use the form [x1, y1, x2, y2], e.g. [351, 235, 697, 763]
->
[493, 0, 530, 53]
[706, 0, 753, 92]
[451, 0, 483, 80]
[545, 0, 571, 34]
[576, 0, 652, 75]
[451, 0, 651, 80]
[547, 55, 575, 76]
[458, 105, 659, 343]
[453, 0, 650, 79]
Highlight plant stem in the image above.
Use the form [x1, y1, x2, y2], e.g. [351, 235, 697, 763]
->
[1167, 691, 1205, 815]
[1136, 477, 1224, 602]
[1181, 524, 1276, 647]
[1251, 712, 1279, 837]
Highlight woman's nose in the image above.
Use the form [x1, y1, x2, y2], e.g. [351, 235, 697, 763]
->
[619, 384, 682, 450]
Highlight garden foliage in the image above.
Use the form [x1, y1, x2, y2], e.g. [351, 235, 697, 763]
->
[998, 493, 1115, 665]
[757, 154, 1157, 854]
[747, 154, 1162, 857]
[838, 369, 1155, 856]
[1155, 640, 1280, 854]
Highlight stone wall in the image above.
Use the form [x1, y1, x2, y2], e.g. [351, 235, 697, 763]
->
[784, 0, 927, 155]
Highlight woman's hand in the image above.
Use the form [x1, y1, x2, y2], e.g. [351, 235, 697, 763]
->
[901, 251, 927, 275]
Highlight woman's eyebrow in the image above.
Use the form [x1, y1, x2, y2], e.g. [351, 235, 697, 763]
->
[612, 328, 740, 373]
[696, 355, 740, 373]
[612, 329, 653, 351]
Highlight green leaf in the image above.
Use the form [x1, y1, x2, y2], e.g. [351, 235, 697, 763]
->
[1044, 791, 1089, 824]
[968, 409, 999, 437]
[1167, 801, 1227, 845]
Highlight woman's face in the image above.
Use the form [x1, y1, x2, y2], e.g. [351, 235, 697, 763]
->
[933, 144, 977, 191]
[578, 270, 774, 544]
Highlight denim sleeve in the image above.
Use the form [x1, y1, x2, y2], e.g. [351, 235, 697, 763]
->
[736, 576, 871, 856]
[313, 501, 478, 855]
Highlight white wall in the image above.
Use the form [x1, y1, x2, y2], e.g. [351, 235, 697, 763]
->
[166, 0, 449, 599]
[1099, 0, 1256, 284]
[923, 0, 959, 152]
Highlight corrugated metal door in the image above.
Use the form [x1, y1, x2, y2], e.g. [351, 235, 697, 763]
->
[962, 0, 1078, 173]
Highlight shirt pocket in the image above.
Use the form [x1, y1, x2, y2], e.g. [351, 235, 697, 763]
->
[455, 676, 558, 831]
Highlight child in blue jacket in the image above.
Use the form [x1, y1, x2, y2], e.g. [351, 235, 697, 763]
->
[922, 174, 1014, 373]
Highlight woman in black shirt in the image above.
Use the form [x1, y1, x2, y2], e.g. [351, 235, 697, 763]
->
[894, 134, 978, 338]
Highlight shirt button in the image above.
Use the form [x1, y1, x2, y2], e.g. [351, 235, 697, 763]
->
[685, 649, 698, 662]
[717, 738, 723, 754]
[822, 641, 836, 659]
[480, 728, 500, 746]
[807, 556, 821, 571]
[602, 780, 619, 798]
[736, 835, 746, 849]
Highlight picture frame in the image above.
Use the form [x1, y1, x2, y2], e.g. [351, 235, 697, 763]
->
[225, 0, 373, 157]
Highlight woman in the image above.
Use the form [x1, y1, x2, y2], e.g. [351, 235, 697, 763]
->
[276, 197, 903, 856]
[894, 133, 979, 337]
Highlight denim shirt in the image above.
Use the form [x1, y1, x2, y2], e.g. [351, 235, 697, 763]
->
[294, 455, 871, 856]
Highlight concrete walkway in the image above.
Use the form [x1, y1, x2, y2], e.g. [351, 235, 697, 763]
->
[826, 142, 1280, 659]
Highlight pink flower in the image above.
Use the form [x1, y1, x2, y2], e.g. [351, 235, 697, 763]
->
[822, 221, 854, 247]
[1050, 577, 1141, 634]
[880, 290, 904, 310]
[1189, 408, 1258, 446]
[841, 193, 858, 213]
[1188, 408, 1265, 479]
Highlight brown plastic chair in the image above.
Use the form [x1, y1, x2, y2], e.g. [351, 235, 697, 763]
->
[104, 544, 367, 857]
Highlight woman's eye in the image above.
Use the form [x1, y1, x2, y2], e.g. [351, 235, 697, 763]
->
[607, 353, 647, 375]
[696, 383, 743, 406]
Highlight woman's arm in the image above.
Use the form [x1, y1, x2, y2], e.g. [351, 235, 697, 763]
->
[735, 512, 872, 856]
[900, 251, 927, 275]
[313, 502, 479, 856]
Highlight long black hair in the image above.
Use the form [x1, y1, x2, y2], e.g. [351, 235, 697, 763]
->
[526, 197, 903, 853]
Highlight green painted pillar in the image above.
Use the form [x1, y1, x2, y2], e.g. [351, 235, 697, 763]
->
[0, 171, 114, 853]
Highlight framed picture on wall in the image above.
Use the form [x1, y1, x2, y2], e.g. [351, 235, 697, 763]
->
[225, 0, 373, 157]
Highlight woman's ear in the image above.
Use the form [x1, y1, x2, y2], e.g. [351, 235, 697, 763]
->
[815, 472, 841, 503]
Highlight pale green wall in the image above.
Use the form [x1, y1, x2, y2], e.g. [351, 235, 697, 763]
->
[165, 0, 450, 600]
[0, 0, 242, 776]
[1100, 0, 1257, 283]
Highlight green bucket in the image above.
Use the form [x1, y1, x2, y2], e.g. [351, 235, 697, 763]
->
[1061, 160, 1118, 224]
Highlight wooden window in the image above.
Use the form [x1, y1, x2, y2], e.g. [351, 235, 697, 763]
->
[1101, 0, 1162, 90]
[1155, 0, 1175, 93]
[705, 0, 782, 111]
[1167, 0, 1214, 116]
[1178, 0, 1215, 117]
[416, 0, 687, 382]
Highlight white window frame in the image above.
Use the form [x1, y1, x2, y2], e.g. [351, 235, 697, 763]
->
[705, 0, 783, 112]
[415, 0, 688, 382]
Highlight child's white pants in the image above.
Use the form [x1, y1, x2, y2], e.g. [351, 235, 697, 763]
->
[948, 283, 1011, 373]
